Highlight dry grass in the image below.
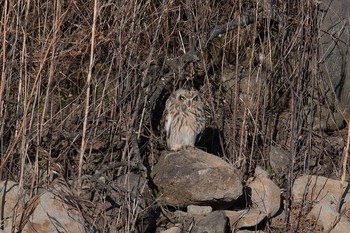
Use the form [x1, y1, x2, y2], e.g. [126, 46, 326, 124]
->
[0, 0, 346, 232]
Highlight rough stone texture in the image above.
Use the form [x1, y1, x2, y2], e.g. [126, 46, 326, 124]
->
[236, 230, 264, 233]
[191, 211, 228, 233]
[223, 167, 281, 230]
[247, 166, 281, 218]
[306, 106, 345, 131]
[174, 210, 187, 217]
[161, 226, 182, 233]
[221, 66, 267, 111]
[269, 146, 289, 173]
[115, 173, 150, 195]
[0, 180, 24, 232]
[293, 175, 350, 232]
[151, 148, 243, 208]
[309, 200, 350, 233]
[115, 173, 152, 207]
[21, 177, 85, 233]
[319, 0, 350, 114]
[187, 205, 212, 216]
[225, 209, 266, 229]
[292, 175, 350, 208]
[105, 173, 154, 232]
[270, 210, 287, 229]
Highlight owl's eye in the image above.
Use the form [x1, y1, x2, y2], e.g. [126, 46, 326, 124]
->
[193, 96, 198, 101]
[179, 95, 186, 101]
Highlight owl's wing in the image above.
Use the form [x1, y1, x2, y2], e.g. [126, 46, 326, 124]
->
[195, 104, 207, 144]
[164, 113, 172, 139]
[160, 108, 170, 143]
[195, 118, 205, 144]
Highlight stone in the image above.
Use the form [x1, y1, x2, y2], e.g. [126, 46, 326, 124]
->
[247, 166, 281, 218]
[0, 180, 25, 232]
[187, 205, 212, 216]
[319, 0, 350, 114]
[225, 209, 266, 229]
[221, 66, 267, 111]
[174, 210, 187, 217]
[115, 173, 152, 206]
[151, 148, 243, 208]
[270, 210, 287, 229]
[236, 230, 264, 233]
[306, 106, 345, 131]
[161, 226, 182, 233]
[110, 173, 153, 231]
[21, 177, 85, 233]
[269, 146, 289, 173]
[293, 175, 350, 232]
[309, 200, 350, 233]
[292, 175, 350, 209]
[191, 211, 228, 233]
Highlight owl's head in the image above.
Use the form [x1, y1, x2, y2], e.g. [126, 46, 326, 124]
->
[172, 88, 202, 109]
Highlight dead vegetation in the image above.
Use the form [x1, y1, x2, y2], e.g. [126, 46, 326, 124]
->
[0, 0, 347, 232]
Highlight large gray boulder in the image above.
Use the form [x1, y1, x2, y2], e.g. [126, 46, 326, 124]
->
[151, 148, 243, 208]
[0, 180, 25, 232]
[21, 177, 85, 233]
[247, 166, 281, 218]
[293, 175, 350, 233]
[319, 0, 350, 114]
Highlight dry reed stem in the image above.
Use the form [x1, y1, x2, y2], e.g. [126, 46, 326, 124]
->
[0, 0, 8, 118]
[338, 118, 350, 212]
[0, 25, 54, 173]
[78, 0, 98, 189]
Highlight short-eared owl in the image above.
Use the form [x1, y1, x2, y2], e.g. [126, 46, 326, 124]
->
[163, 88, 206, 151]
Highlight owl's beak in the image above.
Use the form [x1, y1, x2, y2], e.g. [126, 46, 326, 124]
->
[186, 100, 191, 107]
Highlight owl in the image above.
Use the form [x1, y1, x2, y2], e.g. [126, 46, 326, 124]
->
[163, 88, 206, 151]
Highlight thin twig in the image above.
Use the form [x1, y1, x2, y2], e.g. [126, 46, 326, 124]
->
[0, 22, 56, 173]
[338, 118, 350, 212]
[78, 0, 98, 189]
[0, 0, 8, 118]
[121, 0, 169, 175]
[206, 14, 259, 47]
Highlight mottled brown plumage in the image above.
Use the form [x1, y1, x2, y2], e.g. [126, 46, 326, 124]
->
[163, 88, 206, 151]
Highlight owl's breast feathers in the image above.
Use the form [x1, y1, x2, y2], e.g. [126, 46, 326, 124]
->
[163, 88, 206, 151]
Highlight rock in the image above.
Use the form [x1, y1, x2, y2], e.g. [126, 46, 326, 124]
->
[306, 106, 345, 131]
[0, 180, 25, 232]
[293, 175, 350, 232]
[191, 211, 228, 233]
[236, 230, 264, 233]
[247, 166, 281, 218]
[187, 205, 213, 216]
[225, 209, 266, 229]
[319, 0, 350, 114]
[221, 66, 267, 111]
[174, 210, 187, 217]
[151, 148, 243, 208]
[270, 210, 287, 229]
[115, 173, 152, 206]
[269, 146, 289, 173]
[161, 226, 182, 233]
[223, 167, 281, 230]
[21, 177, 85, 233]
[292, 175, 350, 209]
[108, 173, 154, 232]
[309, 200, 350, 233]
